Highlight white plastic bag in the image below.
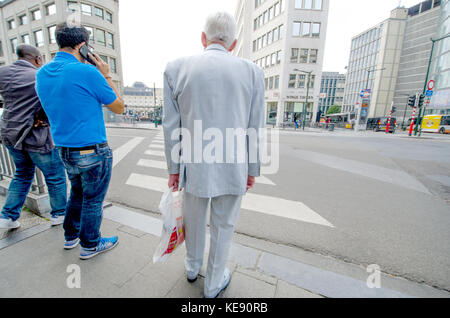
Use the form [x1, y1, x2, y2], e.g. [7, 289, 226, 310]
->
[153, 188, 185, 263]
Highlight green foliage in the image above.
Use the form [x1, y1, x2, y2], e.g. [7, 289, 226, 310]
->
[327, 105, 341, 115]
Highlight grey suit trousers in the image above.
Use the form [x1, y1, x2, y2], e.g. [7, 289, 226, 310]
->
[183, 191, 243, 297]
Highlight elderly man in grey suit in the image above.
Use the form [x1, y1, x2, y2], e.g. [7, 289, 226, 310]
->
[163, 12, 265, 298]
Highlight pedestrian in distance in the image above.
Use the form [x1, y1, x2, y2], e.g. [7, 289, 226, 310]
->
[0, 44, 67, 229]
[36, 23, 125, 260]
[163, 12, 265, 298]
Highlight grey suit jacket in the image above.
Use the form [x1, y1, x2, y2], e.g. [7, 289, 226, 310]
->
[0, 60, 53, 153]
[163, 44, 265, 198]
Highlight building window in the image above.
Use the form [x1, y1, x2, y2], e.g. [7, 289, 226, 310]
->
[276, 50, 282, 64]
[310, 49, 318, 63]
[67, 1, 78, 12]
[46, 3, 56, 16]
[273, 27, 279, 42]
[95, 7, 104, 18]
[11, 38, 18, 53]
[279, 25, 284, 39]
[274, 2, 281, 16]
[85, 26, 94, 43]
[269, 77, 274, 90]
[267, 30, 273, 45]
[96, 29, 106, 46]
[304, 0, 313, 9]
[7, 19, 16, 30]
[302, 23, 311, 37]
[48, 25, 57, 44]
[265, 56, 270, 68]
[290, 48, 299, 63]
[295, 0, 302, 9]
[314, 0, 323, 10]
[300, 49, 309, 63]
[274, 75, 280, 89]
[19, 15, 28, 26]
[34, 30, 44, 47]
[293, 22, 301, 37]
[32, 9, 42, 21]
[288, 74, 296, 88]
[312, 23, 321, 37]
[271, 53, 277, 65]
[99, 55, 108, 63]
[81, 3, 92, 16]
[21, 34, 30, 44]
[106, 11, 112, 23]
[298, 75, 306, 88]
[107, 33, 114, 49]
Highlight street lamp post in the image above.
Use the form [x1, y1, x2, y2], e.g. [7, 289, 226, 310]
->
[294, 69, 313, 131]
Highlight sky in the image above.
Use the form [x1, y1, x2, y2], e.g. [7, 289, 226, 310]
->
[119, 0, 423, 88]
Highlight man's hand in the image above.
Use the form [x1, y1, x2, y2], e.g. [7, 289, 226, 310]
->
[168, 174, 180, 192]
[33, 119, 48, 128]
[247, 175, 256, 192]
[88, 52, 111, 78]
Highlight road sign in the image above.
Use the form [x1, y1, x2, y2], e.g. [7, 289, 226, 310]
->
[427, 80, 435, 91]
[426, 90, 434, 97]
[360, 89, 371, 99]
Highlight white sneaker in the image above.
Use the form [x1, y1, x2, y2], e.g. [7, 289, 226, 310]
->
[0, 218, 21, 229]
[50, 215, 65, 226]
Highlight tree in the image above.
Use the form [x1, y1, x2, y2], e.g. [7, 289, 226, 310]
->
[327, 105, 341, 115]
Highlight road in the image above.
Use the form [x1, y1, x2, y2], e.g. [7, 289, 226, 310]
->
[105, 127, 450, 292]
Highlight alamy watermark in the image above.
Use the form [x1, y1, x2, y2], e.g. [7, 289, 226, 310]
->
[66, 264, 81, 289]
[167, 121, 280, 174]
[366, 264, 381, 289]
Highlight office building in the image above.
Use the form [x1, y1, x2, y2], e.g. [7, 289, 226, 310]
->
[319, 71, 345, 115]
[235, 0, 330, 126]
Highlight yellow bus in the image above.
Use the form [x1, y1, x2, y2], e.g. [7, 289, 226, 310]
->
[421, 115, 450, 134]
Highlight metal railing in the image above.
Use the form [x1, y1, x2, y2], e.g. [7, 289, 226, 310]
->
[0, 143, 47, 195]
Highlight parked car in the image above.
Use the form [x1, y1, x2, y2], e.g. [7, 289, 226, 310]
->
[368, 117, 397, 133]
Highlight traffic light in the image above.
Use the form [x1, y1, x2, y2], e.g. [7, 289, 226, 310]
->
[392, 106, 397, 113]
[418, 94, 425, 108]
[408, 95, 416, 108]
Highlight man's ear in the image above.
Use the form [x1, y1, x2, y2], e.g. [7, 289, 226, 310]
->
[228, 39, 237, 52]
[75, 42, 86, 51]
[201, 32, 208, 49]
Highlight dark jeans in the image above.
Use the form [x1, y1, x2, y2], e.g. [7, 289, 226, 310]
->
[1, 146, 67, 221]
[59, 145, 113, 249]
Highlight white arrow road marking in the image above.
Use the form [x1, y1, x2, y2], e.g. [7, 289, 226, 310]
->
[113, 137, 145, 168]
[257, 175, 276, 186]
[126, 173, 334, 228]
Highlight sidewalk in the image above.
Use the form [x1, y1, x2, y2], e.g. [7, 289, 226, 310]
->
[0, 195, 448, 298]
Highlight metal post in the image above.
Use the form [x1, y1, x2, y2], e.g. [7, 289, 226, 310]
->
[402, 97, 409, 130]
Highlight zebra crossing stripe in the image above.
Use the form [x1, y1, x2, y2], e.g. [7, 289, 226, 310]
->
[125, 173, 333, 228]
[144, 150, 166, 157]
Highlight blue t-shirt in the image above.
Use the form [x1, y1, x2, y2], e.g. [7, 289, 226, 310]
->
[36, 52, 117, 147]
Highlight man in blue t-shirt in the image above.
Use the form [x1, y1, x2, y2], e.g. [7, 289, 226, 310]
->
[36, 23, 124, 260]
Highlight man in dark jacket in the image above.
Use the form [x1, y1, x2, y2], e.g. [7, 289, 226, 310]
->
[0, 44, 67, 229]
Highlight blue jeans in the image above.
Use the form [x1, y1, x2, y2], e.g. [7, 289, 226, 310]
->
[1, 146, 67, 221]
[59, 145, 113, 249]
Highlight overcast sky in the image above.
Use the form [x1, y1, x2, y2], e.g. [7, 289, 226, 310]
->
[119, 0, 422, 88]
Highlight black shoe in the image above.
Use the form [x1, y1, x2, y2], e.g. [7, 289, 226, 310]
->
[187, 275, 198, 283]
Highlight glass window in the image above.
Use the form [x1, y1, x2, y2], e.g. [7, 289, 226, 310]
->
[85, 26, 94, 43]
[293, 22, 301, 36]
[46, 3, 56, 16]
[267, 31, 273, 45]
[67, 1, 78, 12]
[19, 15, 28, 25]
[279, 25, 284, 39]
[7, 19, 16, 30]
[314, 0, 322, 10]
[99, 55, 108, 63]
[269, 7, 274, 20]
[274, 76, 280, 89]
[276, 50, 282, 64]
[11, 38, 18, 52]
[304, 0, 313, 9]
[263, 11, 268, 24]
[291, 48, 299, 63]
[34, 30, 44, 47]
[48, 25, 57, 44]
[271, 53, 277, 65]
[254, 18, 258, 30]
[32, 9, 42, 21]
[269, 77, 274, 90]
[262, 34, 266, 47]
[310, 49, 318, 63]
[265, 56, 270, 67]
[273, 27, 279, 42]
[96, 29, 106, 46]
[281, 0, 285, 12]
[95, 7, 104, 18]
[298, 75, 306, 88]
[295, 0, 302, 9]
[300, 49, 309, 63]
[81, 4, 92, 16]
[109, 57, 117, 73]
[289, 74, 296, 88]
[312, 23, 321, 37]
[106, 11, 112, 23]
[107, 33, 114, 49]
[302, 23, 311, 36]
[21, 34, 30, 44]
[274, 2, 280, 16]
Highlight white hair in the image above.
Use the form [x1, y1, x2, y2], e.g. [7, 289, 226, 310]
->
[203, 11, 237, 48]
